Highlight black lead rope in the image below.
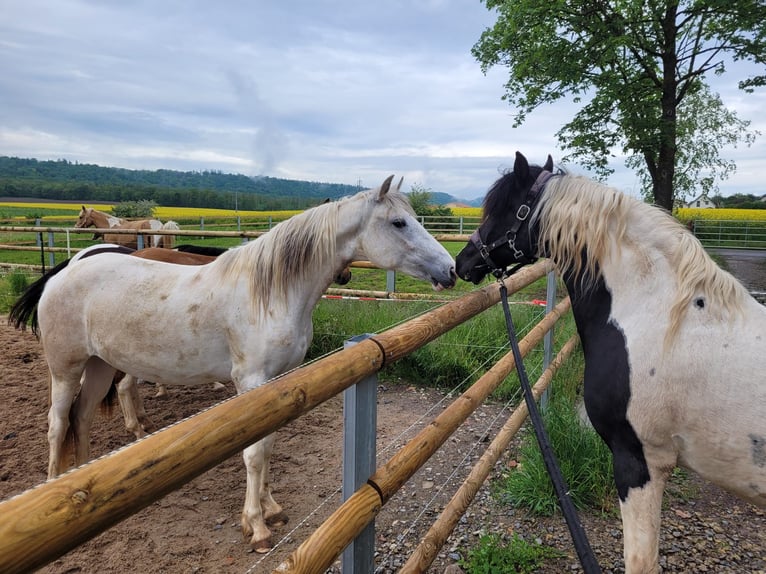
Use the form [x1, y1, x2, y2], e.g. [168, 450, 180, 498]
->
[499, 282, 602, 574]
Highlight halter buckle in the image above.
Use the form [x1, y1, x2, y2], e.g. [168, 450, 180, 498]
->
[516, 204, 531, 221]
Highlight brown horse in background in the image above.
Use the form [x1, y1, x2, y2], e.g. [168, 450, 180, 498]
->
[75, 206, 180, 249]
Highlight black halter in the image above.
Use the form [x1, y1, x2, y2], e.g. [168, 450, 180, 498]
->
[470, 170, 554, 279]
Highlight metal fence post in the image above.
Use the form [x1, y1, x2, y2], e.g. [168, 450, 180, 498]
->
[541, 270, 557, 410]
[47, 231, 55, 268]
[386, 270, 396, 293]
[342, 334, 378, 574]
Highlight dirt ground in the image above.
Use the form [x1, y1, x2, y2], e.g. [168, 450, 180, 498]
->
[0, 320, 515, 574]
[2, 249, 765, 573]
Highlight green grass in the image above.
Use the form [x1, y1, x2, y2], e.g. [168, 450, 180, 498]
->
[496, 347, 618, 516]
[459, 532, 565, 574]
[308, 298, 561, 394]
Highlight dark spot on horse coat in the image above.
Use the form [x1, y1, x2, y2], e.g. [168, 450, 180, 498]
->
[695, 297, 705, 309]
[749, 434, 766, 467]
[649, 367, 655, 377]
[569, 272, 650, 501]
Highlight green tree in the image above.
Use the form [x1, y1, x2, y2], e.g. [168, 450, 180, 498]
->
[112, 200, 157, 218]
[473, 0, 766, 210]
[408, 183, 453, 217]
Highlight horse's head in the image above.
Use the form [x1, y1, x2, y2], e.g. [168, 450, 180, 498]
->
[354, 175, 456, 291]
[456, 151, 555, 284]
[75, 206, 94, 228]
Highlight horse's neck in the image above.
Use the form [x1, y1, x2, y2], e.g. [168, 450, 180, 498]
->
[333, 195, 368, 263]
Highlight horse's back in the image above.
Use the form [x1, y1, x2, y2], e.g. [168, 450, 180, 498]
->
[37, 253, 236, 379]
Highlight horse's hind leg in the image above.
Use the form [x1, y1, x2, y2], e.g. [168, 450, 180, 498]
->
[47, 371, 83, 478]
[70, 357, 117, 467]
[116, 374, 156, 438]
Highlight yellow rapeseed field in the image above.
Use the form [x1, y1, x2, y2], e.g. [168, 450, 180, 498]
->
[675, 208, 766, 224]
[0, 202, 301, 220]
[449, 207, 482, 218]
[2, 201, 764, 224]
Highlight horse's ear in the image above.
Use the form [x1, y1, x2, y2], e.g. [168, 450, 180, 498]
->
[378, 175, 395, 200]
[514, 151, 530, 181]
[81, 205, 86, 211]
[396, 176, 404, 191]
[543, 155, 554, 172]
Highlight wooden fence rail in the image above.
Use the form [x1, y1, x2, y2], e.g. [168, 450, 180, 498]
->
[277, 294, 570, 573]
[0, 260, 553, 573]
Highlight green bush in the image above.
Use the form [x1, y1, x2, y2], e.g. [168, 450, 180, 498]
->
[112, 200, 157, 218]
[8, 271, 29, 295]
[460, 532, 564, 574]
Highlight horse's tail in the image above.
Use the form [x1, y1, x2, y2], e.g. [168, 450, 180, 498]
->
[160, 221, 180, 249]
[8, 244, 133, 337]
[7, 258, 72, 337]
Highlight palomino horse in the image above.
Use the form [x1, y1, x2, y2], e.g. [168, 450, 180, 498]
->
[10, 176, 456, 551]
[75, 205, 180, 249]
[455, 152, 765, 574]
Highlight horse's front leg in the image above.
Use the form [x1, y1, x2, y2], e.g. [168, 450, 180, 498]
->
[615, 452, 671, 574]
[242, 438, 278, 552]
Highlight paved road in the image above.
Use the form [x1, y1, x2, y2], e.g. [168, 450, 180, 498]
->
[710, 248, 766, 295]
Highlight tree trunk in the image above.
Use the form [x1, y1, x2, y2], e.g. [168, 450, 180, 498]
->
[653, 2, 680, 212]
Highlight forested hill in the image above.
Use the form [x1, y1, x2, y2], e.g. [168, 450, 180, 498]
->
[0, 156, 367, 210]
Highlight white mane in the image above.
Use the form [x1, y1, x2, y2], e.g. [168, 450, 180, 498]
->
[533, 175, 748, 343]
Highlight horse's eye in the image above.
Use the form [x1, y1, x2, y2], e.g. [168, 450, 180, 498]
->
[392, 218, 407, 229]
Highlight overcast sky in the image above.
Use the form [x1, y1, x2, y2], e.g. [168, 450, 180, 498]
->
[1, 1, 764, 201]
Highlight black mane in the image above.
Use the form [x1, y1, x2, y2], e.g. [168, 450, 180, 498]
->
[481, 165, 545, 220]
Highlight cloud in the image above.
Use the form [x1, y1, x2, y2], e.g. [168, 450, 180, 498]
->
[0, 0, 764, 200]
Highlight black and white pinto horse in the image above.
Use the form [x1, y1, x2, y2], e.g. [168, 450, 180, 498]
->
[456, 152, 765, 574]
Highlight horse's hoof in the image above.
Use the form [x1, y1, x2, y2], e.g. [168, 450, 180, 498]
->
[211, 382, 226, 391]
[154, 392, 168, 400]
[265, 512, 289, 527]
[252, 538, 272, 553]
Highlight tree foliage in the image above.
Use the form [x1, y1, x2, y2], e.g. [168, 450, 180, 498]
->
[473, 0, 766, 209]
[111, 200, 157, 218]
[408, 183, 454, 217]
[0, 156, 362, 210]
